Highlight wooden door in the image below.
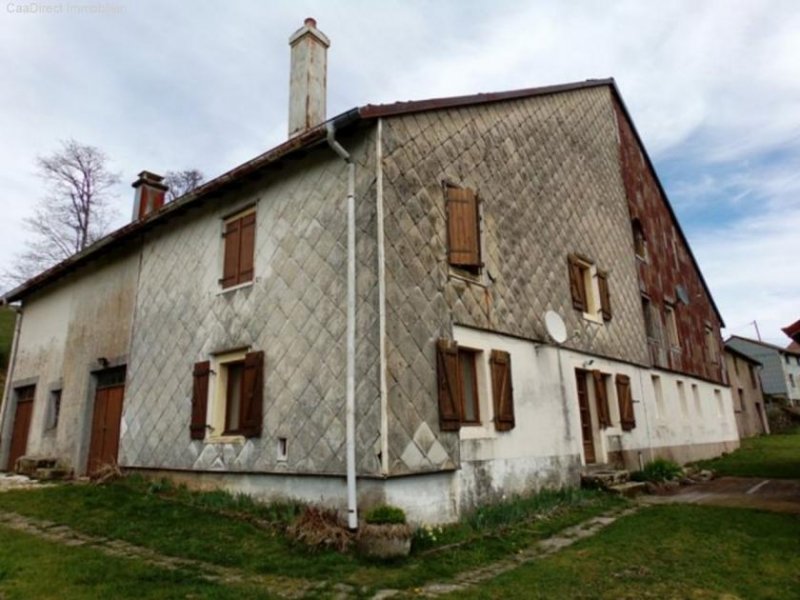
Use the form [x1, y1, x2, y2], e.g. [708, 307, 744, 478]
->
[87, 378, 125, 474]
[7, 386, 35, 471]
[575, 370, 596, 464]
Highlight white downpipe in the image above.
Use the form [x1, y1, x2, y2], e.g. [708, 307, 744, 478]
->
[376, 119, 389, 476]
[326, 122, 358, 530]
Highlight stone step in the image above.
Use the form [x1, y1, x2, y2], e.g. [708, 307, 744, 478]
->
[607, 481, 647, 498]
[581, 468, 630, 489]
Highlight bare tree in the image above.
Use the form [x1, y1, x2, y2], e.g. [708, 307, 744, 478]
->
[164, 169, 204, 202]
[3, 140, 120, 286]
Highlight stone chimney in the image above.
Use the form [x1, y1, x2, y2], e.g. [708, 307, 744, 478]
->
[131, 171, 168, 221]
[288, 17, 330, 138]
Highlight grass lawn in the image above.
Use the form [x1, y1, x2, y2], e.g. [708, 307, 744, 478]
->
[0, 476, 622, 594]
[455, 504, 800, 599]
[0, 525, 274, 600]
[695, 428, 800, 479]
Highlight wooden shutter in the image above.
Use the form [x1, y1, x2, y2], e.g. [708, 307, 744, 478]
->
[238, 213, 256, 284]
[592, 370, 611, 429]
[598, 270, 612, 321]
[446, 186, 481, 268]
[615, 373, 636, 431]
[490, 350, 516, 431]
[221, 218, 241, 288]
[191, 361, 210, 440]
[241, 351, 264, 438]
[436, 339, 462, 431]
[568, 255, 586, 311]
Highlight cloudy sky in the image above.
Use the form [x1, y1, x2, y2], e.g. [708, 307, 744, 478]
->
[0, 0, 798, 345]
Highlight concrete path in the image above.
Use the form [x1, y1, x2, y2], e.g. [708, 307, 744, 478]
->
[640, 476, 800, 514]
[0, 473, 48, 492]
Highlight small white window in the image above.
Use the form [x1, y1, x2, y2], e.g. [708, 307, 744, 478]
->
[652, 375, 664, 419]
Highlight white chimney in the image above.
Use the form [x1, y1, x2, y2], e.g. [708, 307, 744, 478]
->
[288, 17, 330, 138]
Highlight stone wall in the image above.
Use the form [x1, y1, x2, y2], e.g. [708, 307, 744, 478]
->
[119, 128, 384, 476]
[380, 86, 653, 475]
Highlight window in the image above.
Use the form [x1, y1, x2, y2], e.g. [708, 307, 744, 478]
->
[738, 388, 746, 412]
[445, 184, 481, 274]
[785, 355, 791, 365]
[191, 350, 264, 440]
[748, 364, 758, 388]
[47, 389, 62, 430]
[733, 357, 740, 376]
[677, 380, 688, 419]
[615, 374, 636, 431]
[642, 296, 660, 341]
[692, 383, 702, 416]
[714, 389, 723, 417]
[221, 208, 256, 289]
[459, 349, 480, 425]
[652, 375, 664, 419]
[568, 254, 611, 322]
[705, 326, 718, 364]
[631, 218, 647, 260]
[592, 371, 611, 429]
[790, 373, 797, 389]
[436, 340, 515, 432]
[664, 303, 679, 348]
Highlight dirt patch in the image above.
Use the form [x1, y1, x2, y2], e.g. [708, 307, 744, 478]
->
[640, 477, 800, 514]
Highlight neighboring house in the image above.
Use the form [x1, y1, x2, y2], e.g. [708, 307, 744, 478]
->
[726, 336, 800, 407]
[0, 20, 738, 523]
[724, 345, 769, 438]
[783, 320, 800, 353]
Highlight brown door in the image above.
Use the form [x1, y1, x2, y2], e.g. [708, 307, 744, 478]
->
[87, 369, 126, 474]
[575, 370, 596, 464]
[7, 386, 35, 471]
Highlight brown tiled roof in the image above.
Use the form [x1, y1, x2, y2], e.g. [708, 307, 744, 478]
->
[1, 78, 723, 326]
[782, 319, 800, 343]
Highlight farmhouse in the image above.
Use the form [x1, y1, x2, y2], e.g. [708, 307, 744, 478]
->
[0, 19, 738, 523]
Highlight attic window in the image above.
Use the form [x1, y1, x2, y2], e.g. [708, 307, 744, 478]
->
[445, 184, 482, 274]
[220, 208, 256, 289]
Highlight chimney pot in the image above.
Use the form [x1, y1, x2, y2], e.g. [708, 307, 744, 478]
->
[131, 170, 168, 221]
[288, 18, 330, 138]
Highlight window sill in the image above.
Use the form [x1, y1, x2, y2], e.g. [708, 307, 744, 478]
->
[459, 423, 496, 440]
[582, 312, 603, 325]
[448, 268, 488, 288]
[217, 280, 255, 296]
[205, 434, 246, 445]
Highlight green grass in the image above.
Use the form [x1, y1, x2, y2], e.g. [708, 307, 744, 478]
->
[455, 504, 800, 599]
[0, 305, 14, 371]
[0, 476, 621, 593]
[695, 428, 800, 479]
[0, 525, 274, 599]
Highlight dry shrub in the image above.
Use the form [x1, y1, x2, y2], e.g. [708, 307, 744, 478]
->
[286, 506, 353, 552]
[90, 462, 123, 485]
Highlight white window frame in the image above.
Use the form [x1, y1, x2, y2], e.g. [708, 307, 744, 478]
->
[207, 349, 249, 443]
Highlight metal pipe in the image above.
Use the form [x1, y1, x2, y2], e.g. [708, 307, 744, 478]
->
[376, 118, 389, 476]
[326, 121, 358, 530]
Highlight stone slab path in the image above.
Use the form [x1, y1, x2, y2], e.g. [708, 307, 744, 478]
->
[640, 477, 800, 514]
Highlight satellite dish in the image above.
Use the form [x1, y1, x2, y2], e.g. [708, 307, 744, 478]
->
[676, 284, 690, 305]
[544, 310, 568, 344]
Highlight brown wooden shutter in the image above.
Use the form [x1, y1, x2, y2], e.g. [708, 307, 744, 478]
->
[446, 186, 481, 268]
[191, 361, 210, 440]
[241, 350, 264, 438]
[598, 270, 612, 321]
[490, 350, 515, 431]
[592, 370, 611, 429]
[436, 339, 462, 431]
[615, 373, 636, 431]
[238, 213, 256, 284]
[568, 255, 586, 311]
[221, 218, 241, 288]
